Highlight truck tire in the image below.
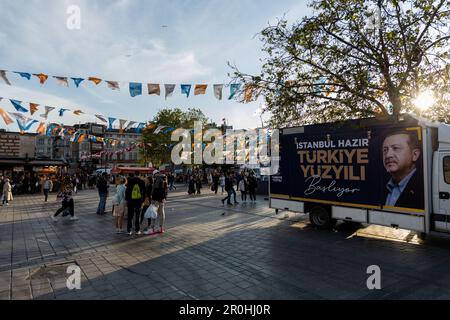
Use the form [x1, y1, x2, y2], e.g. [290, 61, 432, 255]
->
[309, 205, 336, 229]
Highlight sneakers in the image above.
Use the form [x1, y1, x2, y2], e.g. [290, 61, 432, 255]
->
[128, 231, 133, 236]
[136, 231, 143, 235]
[50, 215, 58, 222]
[70, 216, 79, 221]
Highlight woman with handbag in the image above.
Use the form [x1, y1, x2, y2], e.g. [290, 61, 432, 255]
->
[140, 176, 154, 232]
[112, 176, 127, 234]
[145, 174, 168, 234]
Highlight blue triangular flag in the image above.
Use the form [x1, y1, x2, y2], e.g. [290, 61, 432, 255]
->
[10, 100, 28, 112]
[135, 123, 145, 133]
[14, 72, 31, 80]
[17, 119, 38, 131]
[58, 108, 69, 117]
[108, 117, 117, 130]
[229, 83, 241, 100]
[129, 83, 142, 97]
[71, 78, 85, 87]
[23, 119, 38, 131]
[181, 84, 192, 98]
[46, 124, 56, 136]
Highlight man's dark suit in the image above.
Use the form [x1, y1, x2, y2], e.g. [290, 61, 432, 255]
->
[383, 169, 424, 210]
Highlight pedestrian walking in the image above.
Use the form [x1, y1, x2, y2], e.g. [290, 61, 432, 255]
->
[212, 172, 219, 194]
[72, 176, 78, 194]
[125, 172, 145, 235]
[0, 176, 4, 203]
[112, 176, 127, 233]
[51, 186, 78, 222]
[168, 173, 177, 191]
[139, 175, 154, 230]
[248, 173, 258, 202]
[42, 176, 53, 202]
[195, 174, 202, 194]
[1, 178, 13, 206]
[96, 173, 109, 215]
[238, 176, 248, 202]
[221, 172, 238, 205]
[219, 173, 225, 194]
[145, 174, 168, 234]
[188, 175, 196, 195]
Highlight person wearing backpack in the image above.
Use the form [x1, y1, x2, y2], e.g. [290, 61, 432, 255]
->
[147, 174, 168, 234]
[96, 173, 109, 215]
[125, 172, 145, 235]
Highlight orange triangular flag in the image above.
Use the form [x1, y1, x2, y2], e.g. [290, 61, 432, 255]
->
[0, 107, 13, 125]
[29, 103, 39, 115]
[244, 85, 254, 102]
[36, 122, 46, 134]
[88, 77, 102, 85]
[73, 110, 84, 115]
[78, 134, 86, 143]
[34, 73, 49, 84]
[194, 84, 208, 95]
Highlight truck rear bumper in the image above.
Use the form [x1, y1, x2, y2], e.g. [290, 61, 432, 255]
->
[270, 197, 426, 233]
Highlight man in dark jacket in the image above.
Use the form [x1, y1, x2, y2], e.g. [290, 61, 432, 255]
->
[221, 172, 238, 205]
[96, 173, 109, 215]
[125, 172, 146, 235]
[147, 174, 168, 234]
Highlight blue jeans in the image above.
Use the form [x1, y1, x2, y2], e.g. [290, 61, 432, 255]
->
[97, 193, 107, 214]
[43, 189, 49, 202]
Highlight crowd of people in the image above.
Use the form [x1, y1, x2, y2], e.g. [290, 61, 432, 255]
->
[2, 167, 261, 236]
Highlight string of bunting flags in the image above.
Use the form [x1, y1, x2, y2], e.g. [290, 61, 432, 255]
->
[0, 96, 149, 133]
[0, 69, 248, 100]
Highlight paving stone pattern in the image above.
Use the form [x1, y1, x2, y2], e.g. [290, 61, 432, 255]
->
[1, 185, 450, 300]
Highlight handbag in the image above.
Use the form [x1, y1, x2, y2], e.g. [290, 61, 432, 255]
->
[144, 204, 158, 219]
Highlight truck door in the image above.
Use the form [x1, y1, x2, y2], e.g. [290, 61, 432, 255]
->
[438, 153, 450, 231]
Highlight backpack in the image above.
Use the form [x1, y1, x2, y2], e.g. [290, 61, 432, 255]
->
[131, 183, 141, 200]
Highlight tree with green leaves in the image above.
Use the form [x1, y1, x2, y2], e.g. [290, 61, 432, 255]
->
[141, 108, 211, 168]
[230, 0, 450, 126]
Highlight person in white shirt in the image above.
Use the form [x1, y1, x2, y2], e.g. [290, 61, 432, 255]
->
[42, 176, 53, 202]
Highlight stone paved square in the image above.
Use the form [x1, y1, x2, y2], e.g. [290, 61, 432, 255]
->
[1, 185, 450, 300]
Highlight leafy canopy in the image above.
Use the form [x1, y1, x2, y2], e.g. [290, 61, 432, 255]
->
[230, 0, 450, 126]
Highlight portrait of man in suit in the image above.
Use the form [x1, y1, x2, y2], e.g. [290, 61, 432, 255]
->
[382, 130, 424, 209]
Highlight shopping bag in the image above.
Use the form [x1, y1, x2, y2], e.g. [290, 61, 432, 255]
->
[144, 204, 158, 219]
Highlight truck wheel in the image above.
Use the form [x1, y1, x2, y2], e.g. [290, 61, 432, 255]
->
[309, 206, 335, 229]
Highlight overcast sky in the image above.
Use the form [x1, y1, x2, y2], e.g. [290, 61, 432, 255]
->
[0, 0, 309, 132]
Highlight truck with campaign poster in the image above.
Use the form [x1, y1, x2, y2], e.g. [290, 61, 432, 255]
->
[269, 114, 450, 237]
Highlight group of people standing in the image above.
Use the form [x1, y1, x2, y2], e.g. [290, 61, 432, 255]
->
[111, 171, 168, 236]
[221, 171, 258, 205]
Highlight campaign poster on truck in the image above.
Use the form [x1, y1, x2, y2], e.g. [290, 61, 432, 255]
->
[270, 122, 425, 212]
